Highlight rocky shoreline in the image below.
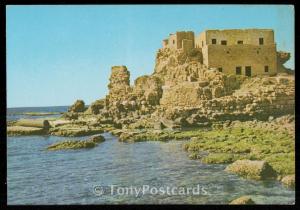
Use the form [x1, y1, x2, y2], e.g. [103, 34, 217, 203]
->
[7, 44, 295, 204]
[7, 112, 295, 191]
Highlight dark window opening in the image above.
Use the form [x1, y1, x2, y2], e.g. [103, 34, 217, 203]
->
[257, 50, 259, 54]
[221, 40, 227, 45]
[237, 40, 243, 44]
[264, 66, 269, 73]
[218, 67, 222, 72]
[245, 66, 252, 77]
[212, 39, 217, 44]
[259, 38, 264, 45]
[202, 41, 204, 47]
[236, 66, 242, 75]
[173, 40, 175, 44]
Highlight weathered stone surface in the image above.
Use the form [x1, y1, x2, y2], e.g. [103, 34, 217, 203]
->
[68, 100, 86, 113]
[225, 160, 277, 180]
[153, 121, 165, 130]
[107, 66, 131, 104]
[7, 126, 47, 136]
[132, 75, 163, 106]
[62, 112, 79, 120]
[229, 196, 255, 205]
[85, 99, 105, 115]
[281, 175, 295, 188]
[15, 119, 50, 129]
[49, 126, 104, 137]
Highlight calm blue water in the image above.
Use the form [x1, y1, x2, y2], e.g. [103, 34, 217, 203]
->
[7, 107, 295, 204]
[7, 106, 68, 121]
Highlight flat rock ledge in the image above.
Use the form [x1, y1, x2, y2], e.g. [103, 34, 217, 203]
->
[47, 134, 105, 151]
[225, 160, 277, 180]
[7, 126, 47, 136]
[229, 196, 256, 205]
[49, 127, 104, 137]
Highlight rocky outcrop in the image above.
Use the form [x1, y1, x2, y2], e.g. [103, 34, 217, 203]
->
[225, 160, 277, 180]
[49, 124, 104, 137]
[132, 75, 163, 106]
[47, 134, 105, 151]
[281, 175, 295, 188]
[85, 99, 105, 115]
[229, 196, 255, 205]
[68, 100, 86, 112]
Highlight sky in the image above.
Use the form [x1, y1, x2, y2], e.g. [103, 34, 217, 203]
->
[6, 5, 295, 108]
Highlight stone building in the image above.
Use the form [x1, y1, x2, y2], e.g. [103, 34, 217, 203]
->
[196, 29, 277, 76]
[162, 31, 195, 51]
[163, 29, 278, 76]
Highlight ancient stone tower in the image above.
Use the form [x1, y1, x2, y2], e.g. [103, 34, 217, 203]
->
[107, 66, 131, 104]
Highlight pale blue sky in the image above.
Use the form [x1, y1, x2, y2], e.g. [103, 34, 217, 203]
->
[7, 5, 294, 107]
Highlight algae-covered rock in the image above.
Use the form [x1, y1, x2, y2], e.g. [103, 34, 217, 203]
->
[89, 134, 105, 143]
[47, 134, 105, 151]
[202, 153, 235, 164]
[225, 160, 277, 180]
[229, 196, 255, 205]
[281, 175, 295, 188]
[47, 140, 96, 151]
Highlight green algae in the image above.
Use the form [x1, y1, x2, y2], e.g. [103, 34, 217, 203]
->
[117, 124, 294, 177]
[184, 127, 294, 176]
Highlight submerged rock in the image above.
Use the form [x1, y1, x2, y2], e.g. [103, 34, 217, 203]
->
[225, 160, 277, 180]
[89, 134, 105, 143]
[229, 196, 255, 205]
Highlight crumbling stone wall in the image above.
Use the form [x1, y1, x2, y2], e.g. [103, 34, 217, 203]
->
[132, 75, 163, 106]
[159, 75, 294, 123]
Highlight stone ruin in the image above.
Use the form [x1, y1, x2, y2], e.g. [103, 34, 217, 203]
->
[67, 30, 295, 130]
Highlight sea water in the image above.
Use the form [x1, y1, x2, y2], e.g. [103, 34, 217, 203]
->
[7, 107, 295, 204]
